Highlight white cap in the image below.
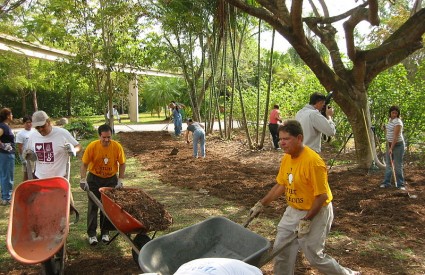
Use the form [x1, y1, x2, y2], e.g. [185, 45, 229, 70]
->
[32, 111, 49, 127]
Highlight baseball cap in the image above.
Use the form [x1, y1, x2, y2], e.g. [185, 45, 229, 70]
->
[32, 111, 49, 127]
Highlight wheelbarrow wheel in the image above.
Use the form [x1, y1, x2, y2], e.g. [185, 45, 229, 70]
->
[132, 233, 151, 266]
[41, 245, 66, 275]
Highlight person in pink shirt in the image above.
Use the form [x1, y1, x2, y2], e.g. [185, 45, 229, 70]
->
[268, 104, 283, 149]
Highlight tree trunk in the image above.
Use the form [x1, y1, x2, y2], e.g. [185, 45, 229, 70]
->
[335, 87, 384, 169]
[260, 29, 276, 150]
[32, 89, 38, 112]
[66, 88, 72, 116]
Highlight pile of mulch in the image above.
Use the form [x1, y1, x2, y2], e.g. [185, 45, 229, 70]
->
[103, 188, 173, 231]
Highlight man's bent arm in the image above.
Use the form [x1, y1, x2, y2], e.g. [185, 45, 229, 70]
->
[303, 193, 328, 220]
[118, 163, 126, 179]
[260, 183, 286, 206]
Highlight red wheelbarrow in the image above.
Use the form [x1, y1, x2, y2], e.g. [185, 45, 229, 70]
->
[86, 187, 172, 266]
[6, 177, 78, 275]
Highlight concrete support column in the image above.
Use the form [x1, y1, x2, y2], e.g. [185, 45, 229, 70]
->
[128, 77, 139, 123]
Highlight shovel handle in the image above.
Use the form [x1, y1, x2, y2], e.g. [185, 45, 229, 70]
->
[389, 154, 397, 186]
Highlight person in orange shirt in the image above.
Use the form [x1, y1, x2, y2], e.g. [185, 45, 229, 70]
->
[80, 124, 126, 245]
[249, 120, 360, 275]
[268, 104, 282, 149]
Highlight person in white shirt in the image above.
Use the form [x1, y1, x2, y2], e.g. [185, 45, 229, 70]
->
[23, 111, 82, 179]
[380, 105, 405, 190]
[107, 104, 121, 123]
[295, 92, 336, 153]
[15, 116, 36, 180]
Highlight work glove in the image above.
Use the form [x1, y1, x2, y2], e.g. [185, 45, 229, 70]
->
[23, 149, 37, 161]
[0, 142, 13, 152]
[64, 143, 77, 157]
[19, 154, 26, 164]
[296, 219, 312, 238]
[80, 179, 89, 191]
[115, 178, 123, 189]
[249, 201, 264, 219]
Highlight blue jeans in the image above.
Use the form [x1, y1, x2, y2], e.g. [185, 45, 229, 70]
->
[382, 141, 405, 188]
[193, 129, 206, 157]
[174, 115, 182, 136]
[0, 152, 15, 201]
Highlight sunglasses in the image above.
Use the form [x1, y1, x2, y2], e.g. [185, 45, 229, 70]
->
[35, 123, 48, 130]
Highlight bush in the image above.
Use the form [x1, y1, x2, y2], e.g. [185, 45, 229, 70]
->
[64, 118, 96, 140]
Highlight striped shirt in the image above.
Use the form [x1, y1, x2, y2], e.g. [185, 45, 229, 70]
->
[386, 118, 404, 143]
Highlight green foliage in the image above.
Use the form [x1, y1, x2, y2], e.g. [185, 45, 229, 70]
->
[63, 118, 96, 140]
[229, 64, 324, 123]
[141, 76, 186, 116]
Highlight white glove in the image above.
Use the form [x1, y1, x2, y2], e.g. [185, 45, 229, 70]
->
[0, 142, 13, 152]
[23, 149, 37, 161]
[115, 178, 123, 189]
[296, 219, 312, 238]
[64, 143, 77, 157]
[80, 179, 89, 191]
[249, 201, 264, 219]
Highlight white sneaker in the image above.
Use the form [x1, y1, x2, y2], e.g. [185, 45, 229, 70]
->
[101, 234, 110, 243]
[88, 236, 98, 245]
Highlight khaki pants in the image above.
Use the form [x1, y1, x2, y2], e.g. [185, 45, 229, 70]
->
[273, 203, 357, 275]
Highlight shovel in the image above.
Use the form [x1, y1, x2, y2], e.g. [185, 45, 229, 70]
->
[390, 154, 417, 199]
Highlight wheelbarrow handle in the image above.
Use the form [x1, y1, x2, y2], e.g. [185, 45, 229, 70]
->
[243, 216, 255, 228]
[257, 232, 298, 267]
[25, 159, 33, 180]
[70, 204, 80, 225]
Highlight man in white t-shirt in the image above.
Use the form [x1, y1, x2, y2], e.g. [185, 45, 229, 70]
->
[23, 111, 82, 179]
[15, 116, 36, 180]
[295, 92, 336, 153]
[107, 104, 121, 123]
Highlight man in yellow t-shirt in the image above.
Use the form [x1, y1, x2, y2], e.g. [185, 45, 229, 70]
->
[80, 124, 126, 246]
[248, 120, 360, 275]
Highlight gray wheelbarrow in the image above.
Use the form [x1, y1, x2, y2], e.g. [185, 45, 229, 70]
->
[138, 216, 271, 275]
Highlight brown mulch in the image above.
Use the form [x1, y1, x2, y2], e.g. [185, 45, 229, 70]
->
[119, 130, 425, 275]
[102, 188, 173, 231]
[2, 129, 424, 275]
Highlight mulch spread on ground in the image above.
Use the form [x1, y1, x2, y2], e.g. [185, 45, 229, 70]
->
[3, 128, 424, 275]
[119, 130, 425, 275]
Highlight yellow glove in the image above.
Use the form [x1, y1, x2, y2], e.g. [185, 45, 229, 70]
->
[296, 219, 311, 238]
[249, 201, 264, 219]
[115, 178, 124, 189]
[23, 149, 37, 161]
[64, 143, 77, 157]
